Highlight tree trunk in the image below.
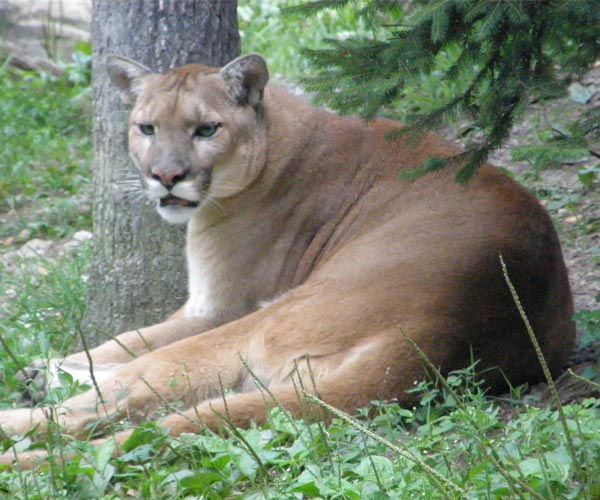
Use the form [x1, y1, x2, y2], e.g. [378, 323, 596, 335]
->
[84, 0, 240, 344]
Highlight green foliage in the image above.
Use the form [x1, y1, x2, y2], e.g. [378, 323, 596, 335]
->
[0, 46, 92, 242]
[239, 1, 374, 77]
[512, 143, 590, 172]
[2, 366, 599, 498]
[295, 0, 600, 181]
[509, 103, 600, 188]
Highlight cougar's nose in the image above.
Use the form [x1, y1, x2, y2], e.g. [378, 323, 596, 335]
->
[150, 168, 187, 188]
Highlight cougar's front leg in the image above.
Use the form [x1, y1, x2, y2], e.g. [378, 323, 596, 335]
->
[19, 316, 216, 403]
[4, 318, 254, 439]
[69, 316, 217, 364]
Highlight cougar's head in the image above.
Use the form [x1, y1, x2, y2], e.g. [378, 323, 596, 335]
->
[106, 54, 269, 224]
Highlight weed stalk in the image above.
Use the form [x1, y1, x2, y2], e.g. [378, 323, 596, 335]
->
[499, 256, 581, 483]
[76, 326, 107, 417]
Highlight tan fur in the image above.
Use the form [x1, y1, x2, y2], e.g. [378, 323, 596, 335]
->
[0, 54, 574, 467]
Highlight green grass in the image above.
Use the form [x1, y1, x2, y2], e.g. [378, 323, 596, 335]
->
[0, 2, 599, 498]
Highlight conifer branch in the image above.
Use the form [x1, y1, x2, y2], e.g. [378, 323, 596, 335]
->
[295, 0, 600, 180]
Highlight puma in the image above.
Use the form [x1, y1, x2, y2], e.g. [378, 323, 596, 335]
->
[0, 54, 574, 467]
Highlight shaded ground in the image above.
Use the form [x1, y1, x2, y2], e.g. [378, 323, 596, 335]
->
[0, 0, 90, 60]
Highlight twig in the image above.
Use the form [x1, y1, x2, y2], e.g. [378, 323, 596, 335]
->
[92, 327, 138, 358]
[566, 368, 600, 391]
[1, 41, 65, 76]
[214, 380, 271, 479]
[76, 326, 107, 417]
[137, 375, 198, 429]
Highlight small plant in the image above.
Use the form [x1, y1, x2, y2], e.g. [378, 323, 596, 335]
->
[4, 364, 599, 499]
[511, 109, 599, 188]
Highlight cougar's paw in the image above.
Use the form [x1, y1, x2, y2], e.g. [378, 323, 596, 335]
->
[17, 358, 61, 404]
[18, 358, 125, 404]
[18, 358, 83, 404]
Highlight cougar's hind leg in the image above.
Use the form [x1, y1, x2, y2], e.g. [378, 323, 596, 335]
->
[155, 331, 421, 436]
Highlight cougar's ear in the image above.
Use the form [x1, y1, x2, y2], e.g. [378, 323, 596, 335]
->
[219, 54, 269, 107]
[106, 55, 153, 104]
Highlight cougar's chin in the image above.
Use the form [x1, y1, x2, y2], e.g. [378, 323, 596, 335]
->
[156, 202, 199, 224]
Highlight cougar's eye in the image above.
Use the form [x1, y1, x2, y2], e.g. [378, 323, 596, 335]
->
[138, 123, 155, 136]
[193, 122, 219, 138]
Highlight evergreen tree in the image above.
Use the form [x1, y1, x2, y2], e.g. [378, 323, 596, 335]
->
[290, 0, 600, 181]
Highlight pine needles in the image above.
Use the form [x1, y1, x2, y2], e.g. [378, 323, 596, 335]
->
[296, 0, 600, 181]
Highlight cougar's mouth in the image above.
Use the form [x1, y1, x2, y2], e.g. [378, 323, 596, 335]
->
[159, 194, 200, 208]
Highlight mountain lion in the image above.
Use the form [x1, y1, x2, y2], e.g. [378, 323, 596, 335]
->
[0, 54, 574, 467]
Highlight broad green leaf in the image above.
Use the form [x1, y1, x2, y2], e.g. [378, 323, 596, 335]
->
[95, 438, 116, 470]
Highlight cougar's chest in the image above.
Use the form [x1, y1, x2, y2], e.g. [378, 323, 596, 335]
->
[183, 212, 283, 325]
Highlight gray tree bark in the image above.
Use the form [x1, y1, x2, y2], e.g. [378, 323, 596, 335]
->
[84, 0, 240, 344]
